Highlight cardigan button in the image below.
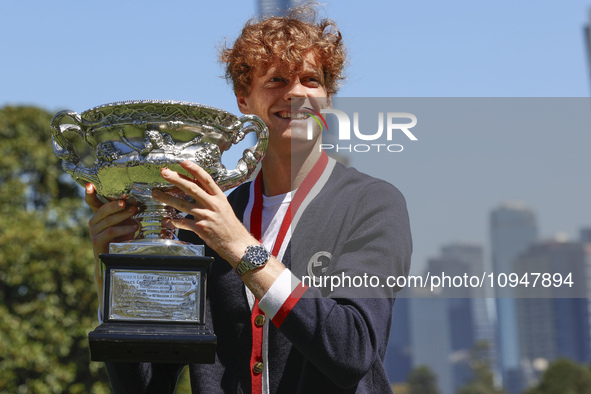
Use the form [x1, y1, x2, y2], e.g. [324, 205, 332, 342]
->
[254, 314, 266, 327]
[253, 361, 264, 374]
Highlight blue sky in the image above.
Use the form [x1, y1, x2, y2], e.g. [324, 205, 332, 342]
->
[2, 0, 591, 272]
[3, 1, 590, 110]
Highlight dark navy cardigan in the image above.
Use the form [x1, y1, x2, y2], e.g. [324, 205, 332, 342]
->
[105, 161, 412, 393]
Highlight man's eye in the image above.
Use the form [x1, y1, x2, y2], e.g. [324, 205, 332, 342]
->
[305, 77, 321, 86]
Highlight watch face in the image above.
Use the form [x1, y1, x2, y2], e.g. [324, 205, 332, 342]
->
[248, 245, 270, 267]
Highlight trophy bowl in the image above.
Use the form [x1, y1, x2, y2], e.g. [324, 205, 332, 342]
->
[51, 100, 268, 255]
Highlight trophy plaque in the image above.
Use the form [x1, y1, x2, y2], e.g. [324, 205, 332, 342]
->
[50, 100, 268, 363]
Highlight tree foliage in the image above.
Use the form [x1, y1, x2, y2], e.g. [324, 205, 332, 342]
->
[458, 341, 505, 394]
[525, 358, 591, 394]
[407, 365, 440, 394]
[0, 106, 110, 392]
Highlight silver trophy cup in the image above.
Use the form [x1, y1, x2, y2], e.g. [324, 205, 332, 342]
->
[51, 99, 267, 254]
[50, 100, 268, 363]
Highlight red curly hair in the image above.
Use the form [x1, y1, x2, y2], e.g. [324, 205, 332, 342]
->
[220, 5, 346, 97]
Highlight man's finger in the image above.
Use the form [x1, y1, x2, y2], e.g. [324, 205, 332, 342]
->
[85, 183, 104, 213]
[88, 200, 133, 227]
[180, 160, 223, 196]
[160, 167, 212, 204]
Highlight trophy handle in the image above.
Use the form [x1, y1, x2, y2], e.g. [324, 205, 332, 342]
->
[50, 110, 100, 189]
[215, 115, 268, 191]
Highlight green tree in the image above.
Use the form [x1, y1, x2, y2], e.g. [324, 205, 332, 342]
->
[0, 106, 110, 392]
[458, 341, 504, 394]
[407, 365, 440, 394]
[525, 358, 591, 394]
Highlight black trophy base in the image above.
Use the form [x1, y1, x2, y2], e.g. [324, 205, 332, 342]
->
[89, 322, 216, 364]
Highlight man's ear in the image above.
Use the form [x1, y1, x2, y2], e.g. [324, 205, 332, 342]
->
[236, 95, 250, 114]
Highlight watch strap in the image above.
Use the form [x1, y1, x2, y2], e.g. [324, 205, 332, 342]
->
[235, 259, 253, 276]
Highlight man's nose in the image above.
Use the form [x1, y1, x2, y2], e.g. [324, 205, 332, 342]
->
[285, 79, 306, 100]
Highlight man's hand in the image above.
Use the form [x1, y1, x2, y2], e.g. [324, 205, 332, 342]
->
[151, 160, 256, 267]
[85, 183, 138, 314]
[85, 183, 139, 256]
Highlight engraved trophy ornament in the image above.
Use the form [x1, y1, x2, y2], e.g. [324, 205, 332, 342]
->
[50, 100, 268, 363]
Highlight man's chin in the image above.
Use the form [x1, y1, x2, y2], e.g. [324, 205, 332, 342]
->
[289, 120, 321, 141]
[289, 134, 321, 156]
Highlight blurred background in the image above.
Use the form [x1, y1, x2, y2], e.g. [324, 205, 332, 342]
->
[1, 0, 591, 392]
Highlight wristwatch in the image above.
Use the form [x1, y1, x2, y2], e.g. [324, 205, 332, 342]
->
[235, 245, 271, 276]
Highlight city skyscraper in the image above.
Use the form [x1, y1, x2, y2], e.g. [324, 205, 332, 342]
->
[514, 238, 591, 386]
[387, 243, 491, 394]
[385, 297, 412, 384]
[258, 0, 293, 16]
[490, 202, 538, 394]
[439, 243, 493, 346]
[426, 244, 492, 393]
[409, 295, 454, 394]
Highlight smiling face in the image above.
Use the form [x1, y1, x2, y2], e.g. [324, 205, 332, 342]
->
[236, 53, 330, 157]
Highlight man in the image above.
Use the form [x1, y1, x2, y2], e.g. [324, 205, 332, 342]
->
[86, 5, 411, 393]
